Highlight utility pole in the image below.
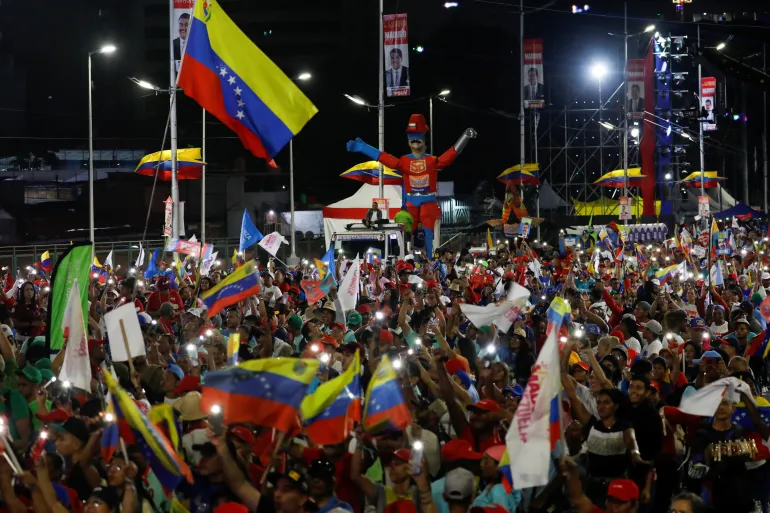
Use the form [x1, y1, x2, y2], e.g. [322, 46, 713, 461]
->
[519, 0, 526, 198]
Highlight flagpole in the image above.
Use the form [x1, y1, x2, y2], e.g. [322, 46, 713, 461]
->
[378, 0, 385, 199]
[202, 108, 206, 245]
[169, 0, 180, 240]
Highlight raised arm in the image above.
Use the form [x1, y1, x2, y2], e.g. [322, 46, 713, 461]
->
[346, 138, 401, 169]
[436, 128, 477, 168]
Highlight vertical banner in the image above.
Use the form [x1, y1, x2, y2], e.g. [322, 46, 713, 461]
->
[523, 39, 545, 109]
[698, 196, 710, 217]
[627, 59, 645, 120]
[619, 197, 632, 220]
[701, 77, 717, 131]
[164, 197, 173, 237]
[173, 0, 194, 72]
[383, 14, 410, 97]
[640, 45, 656, 216]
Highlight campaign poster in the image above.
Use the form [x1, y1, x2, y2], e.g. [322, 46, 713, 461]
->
[523, 39, 544, 109]
[519, 218, 533, 238]
[619, 197, 632, 220]
[698, 196, 710, 218]
[383, 14, 410, 98]
[716, 231, 730, 255]
[173, 0, 194, 72]
[701, 77, 717, 131]
[627, 59, 645, 120]
[373, 198, 390, 221]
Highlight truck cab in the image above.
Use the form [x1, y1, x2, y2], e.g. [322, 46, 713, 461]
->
[331, 223, 406, 263]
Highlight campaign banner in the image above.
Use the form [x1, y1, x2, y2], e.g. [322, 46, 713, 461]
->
[523, 39, 545, 109]
[163, 196, 173, 237]
[619, 197, 632, 220]
[519, 218, 533, 238]
[627, 59, 645, 120]
[715, 231, 730, 255]
[173, 0, 194, 72]
[701, 77, 717, 131]
[165, 238, 214, 260]
[698, 196, 710, 218]
[383, 14, 410, 98]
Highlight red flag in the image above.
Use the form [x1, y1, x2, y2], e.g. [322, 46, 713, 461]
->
[301, 280, 326, 304]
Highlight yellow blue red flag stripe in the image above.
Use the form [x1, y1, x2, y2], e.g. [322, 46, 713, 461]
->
[362, 355, 411, 435]
[178, 0, 317, 159]
[200, 261, 261, 317]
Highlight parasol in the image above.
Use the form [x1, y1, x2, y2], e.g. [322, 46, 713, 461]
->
[594, 168, 645, 188]
[497, 163, 540, 185]
[680, 171, 726, 189]
[135, 148, 205, 181]
[340, 161, 402, 185]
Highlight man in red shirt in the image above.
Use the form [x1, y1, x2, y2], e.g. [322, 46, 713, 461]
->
[146, 276, 184, 317]
[117, 277, 144, 313]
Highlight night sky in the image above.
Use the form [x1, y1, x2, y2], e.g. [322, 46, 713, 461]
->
[1, 0, 768, 206]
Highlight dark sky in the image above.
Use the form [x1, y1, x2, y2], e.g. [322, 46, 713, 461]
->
[1, 0, 768, 205]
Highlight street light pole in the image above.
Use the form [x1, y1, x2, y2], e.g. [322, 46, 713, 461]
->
[623, 2, 629, 210]
[88, 52, 95, 260]
[378, 0, 385, 199]
[519, 0, 526, 193]
[429, 96, 434, 155]
[169, 0, 180, 239]
[202, 108, 206, 245]
[289, 138, 297, 265]
[698, 24, 705, 202]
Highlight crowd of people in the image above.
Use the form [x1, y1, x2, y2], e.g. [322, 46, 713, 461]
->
[0, 216, 768, 513]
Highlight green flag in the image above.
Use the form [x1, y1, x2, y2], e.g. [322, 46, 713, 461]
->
[46, 244, 92, 351]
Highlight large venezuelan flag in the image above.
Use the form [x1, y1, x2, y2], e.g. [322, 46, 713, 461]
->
[302, 352, 361, 445]
[362, 355, 411, 435]
[200, 260, 261, 317]
[178, 0, 318, 159]
[201, 358, 320, 432]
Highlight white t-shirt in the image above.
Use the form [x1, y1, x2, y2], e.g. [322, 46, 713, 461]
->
[710, 322, 729, 335]
[642, 339, 663, 358]
[625, 336, 642, 353]
[262, 285, 283, 307]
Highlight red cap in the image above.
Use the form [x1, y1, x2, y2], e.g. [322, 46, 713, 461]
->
[602, 274, 612, 280]
[468, 399, 502, 414]
[36, 408, 71, 424]
[228, 426, 255, 446]
[607, 479, 639, 502]
[573, 361, 590, 372]
[503, 271, 516, 280]
[484, 445, 506, 462]
[320, 334, 339, 348]
[288, 286, 301, 295]
[378, 330, 394, 345]
[609, 330, 625, 344]
[214, 503, 249, 513]
[441, 439, 482, 461]
[405, 114, 430, 134]
[425, 280, 439, 289]
[329, 322, 346, 331]
[470, 506, 508, 513]
[393, 448, 412, 462]
[172, 375, 201, 396]
[88, 338, 106, 353]
[357, 305, 371, 314]
[444, 358, 465, 375]
[650, 381, 661, 392]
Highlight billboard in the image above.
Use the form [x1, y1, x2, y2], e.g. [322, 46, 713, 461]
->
[701, 77, 717, 131]
[383, 14, 410, 97]
[627, 59, 645, 120]
[523, 39, 544, 109]
[173, 0, 194, 72]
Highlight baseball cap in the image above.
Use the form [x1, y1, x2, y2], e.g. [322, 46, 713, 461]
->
[287, 314, 303, 330]
[378, 330, 394, 345]
[651, 279, 661, 286]
[17, 364, 42, 385]
[636, 301, 652, 312]
[357, 304, 371, 314]
[641, 320, 662, 336]
[719, 337, 742, 352]
[227, 426, 255, 446]
[165, 364, 184, 381]
[52, 417, 90, 446]
[484, 445, 506, 462]
[137, 312, 152, 326]
[572, 361, 590, 372]
[502, 384, 525, 398]
[37, 408, 71, 424]
[762, 272, 770, 280]
[440, 439, 482, 461]
[467, 398, 502, 414]
[692, 349, 723, 364]
[585, 324, 601, 336]
[172, 375, 201, 395]
[607, 479, 639, 502]
[346, 312, 362, 327]
[734, 318, 751, 327]
[329, 322, 345, 331]
[649, 381, 661, 392]
[444, 468, 475, 501]
[393, 448, 413, 462]
[690, 318, 707, 329]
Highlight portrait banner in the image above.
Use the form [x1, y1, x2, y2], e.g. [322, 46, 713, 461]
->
[701, 77, 717, 132]
[173, 0, 194, 72]
[523, 39, 544, 109]
[627, 59, 645, 120]
[383, 14, 410, 98]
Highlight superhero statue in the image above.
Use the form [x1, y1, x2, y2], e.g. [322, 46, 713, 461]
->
[346, 114, 476, 255]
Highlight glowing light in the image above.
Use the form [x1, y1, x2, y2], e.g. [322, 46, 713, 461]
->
[486, 344, 496, 354]
[310, 343, 320, 353]
[62, 381, 71, 388]
[138, 281, 144, 287]
[415, 337, 422, 346]
[320, 353, 330, 364]
[99, 44, 117, 54]
[590, 62, 608, 80]
[210, 404, 222, 415]
[415, 46, 424, 53]
[630, 127, 640, 138]
[413, 440, 424, 451]
[206, 329, 213, 336]
[105, 413, 115, 422]
[393, 359, 403, 369]
[297, 72, 312, 81]
[716, 42, 726, 50]
[375, 311, 384, 320]
[560, 336, 568, 343]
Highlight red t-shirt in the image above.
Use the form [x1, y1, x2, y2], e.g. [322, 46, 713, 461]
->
[116, 296, 144, 313]
[302, 447, 362, 513]
[460, 425, 505, 454]
[146, 289, 184, 313]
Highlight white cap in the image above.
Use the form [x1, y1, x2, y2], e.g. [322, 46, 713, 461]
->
[0, 325, 12, 339]
[651, 279, 661, 286]
[762, 272, 770, 280]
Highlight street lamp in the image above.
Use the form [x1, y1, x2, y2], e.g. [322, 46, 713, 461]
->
[287, 73, 312, 266]
[716, 42, 726, 51]
[344, 94, 368, 106]
[430, 89, 451, 154]
[643, 25, 655, 33]
[297, 72, 312, 81]
[88, 43, 117, 260]
[590, 62, 608, 80]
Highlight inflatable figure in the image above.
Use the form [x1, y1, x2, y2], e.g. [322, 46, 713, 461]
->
[346, 114, 476, 254]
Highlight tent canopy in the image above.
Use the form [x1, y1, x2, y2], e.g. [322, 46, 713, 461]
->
[712, 201, 766, 219]
[322, 184, 403, 248]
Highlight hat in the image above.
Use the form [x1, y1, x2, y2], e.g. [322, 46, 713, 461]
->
[503, 383, 525, 398]
[607, 479, 639, 502]
[39, 368, 54, 381]
[640, 320, 663, 336]
[227, 426, 255, 446]
[35, 358, 52, 370]
[752, 292, 764, 305]
[636, 301, 652, 312]
[572, 361, 590, 372]
[165, 364, 184, 381]
[172, 375, 201, 395]
[346, 312, 362, 327]
[440, 439, 483, 461]
[651, 279, 661, 286]
[287, 314, 303, 330]
[427, 399, 448, 418]
[393, 448, 413, 462]
[611, 345, 629, 358]
[17, 364, 42, 385]
[357, 305, 371, 314]
[137, 312, 152, 326]
[734, 318, 751, 327]
[484, 445, 506, 462]
[0, 324, 13, 339]
[214, 503, 249, 513]
[329, 322, 345, 331]
[89, 487, 121, 510]
[585, 324, 601, 336]
[340, 341, 363, 355]
[690, 317, 707, 329]
[52, 417, 89, 446]
[512, 327, 527, 339]
[37, 408, 71, 424]
[762, 272, 770, 280]
[478, 326, 492, 335]
[449, 280, 463, 292]
[467, 398, 502, 414]
[172, 391, 206, 421]
[444, 468, 475, 501]
[692, 349, 722, 364]
[378, 330, 394, 345]
[649, 381, 661, 392]
[719, 337, 742, 352]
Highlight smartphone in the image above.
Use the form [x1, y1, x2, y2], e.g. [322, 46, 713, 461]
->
[410, 441, 424, 475]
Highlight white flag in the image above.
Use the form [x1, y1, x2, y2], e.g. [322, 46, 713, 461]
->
[495, 282, 532, 332]
[258, 231, 288, 257]
[104, 250, 114, 269]
[506, 327, 562, 489]
[201, 251, 218, 276]
[679, 377, 754, 417]
[59, 279, 92, 392]
[135, 244, 145, 269]
[338, 256, 360, 314]
[460, 302, 516, 330]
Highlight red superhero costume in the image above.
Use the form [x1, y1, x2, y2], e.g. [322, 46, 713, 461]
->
[347, 114, 476, 255]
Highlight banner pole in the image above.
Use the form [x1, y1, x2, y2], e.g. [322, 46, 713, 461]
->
[169, 0, 180, 239]
[378, 0, 385, 199]
[519, 0, 525, 201]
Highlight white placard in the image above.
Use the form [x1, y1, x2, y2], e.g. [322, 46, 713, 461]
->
[104, 303, 146, 362]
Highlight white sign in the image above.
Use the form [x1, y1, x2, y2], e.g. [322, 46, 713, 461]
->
[104, 303, 146, 362]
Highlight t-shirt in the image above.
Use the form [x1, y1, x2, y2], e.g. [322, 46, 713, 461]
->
[0, 387, 30, 440]
[146, 289, 185, 313]
[3, 357, 18, 389]
[710, 322, 729, 335]
[372, 483, 420, 513]
[583, 417, 631, 478]
[642, 339, 662, 358]
[460, 425, 505, 454]
[472, 483, 521, 513]
[29, 399, 52, 431]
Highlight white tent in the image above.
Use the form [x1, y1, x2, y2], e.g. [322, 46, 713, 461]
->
[323, 184, 403, 248]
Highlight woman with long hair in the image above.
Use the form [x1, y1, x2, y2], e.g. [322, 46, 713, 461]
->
[511, 336, 535, 386]
[12, 282, 43, 338]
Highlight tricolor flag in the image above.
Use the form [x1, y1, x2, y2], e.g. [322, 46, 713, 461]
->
[362, 355, 411, 435]
[40, 251, 52, 272]
[200, 261, 261, 318]
[654, 261, 686, 286]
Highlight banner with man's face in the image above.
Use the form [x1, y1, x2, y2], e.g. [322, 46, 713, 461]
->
[627, 59, 645, 120]
[701, 77, 717, 131]
[383, 14, 410, 97]
[523, 39, 544, 109]
[173, 0, 194, 72]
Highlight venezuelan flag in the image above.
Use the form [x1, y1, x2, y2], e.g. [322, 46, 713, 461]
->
[149, 404, 181, 451]
[487, 228, 494, 250]
[178, 0, 317, 159]
[40, 251, 52, 272]
[201, 358, 320, 432]
[745, 330, 770, 358]
[654, 262, 684, 286]
[91, 256, 103, 272]
[320, 246, 337, 280]
[734, 396, 770, 431]
[546, 297, 571, 329]
[226, 333, 240, 366]
[362, 355, 411, 435]
[103, 372, 192, 488]
[135, 148, 205, 181]
[101, 417, 119, 462]
[314, 258, 328, 280]
[302, 352, 361, 445]
[635, 244, 647, 267]
[200, 260, 261, 318]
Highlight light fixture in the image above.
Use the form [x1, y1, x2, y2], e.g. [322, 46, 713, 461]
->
[439, 89, 451, 96]
[99, 44, 117, 54]
[344, 94, 366, 106]
[415, 46, 424, 53]
[716, 42, 726, 50]
[644, 25, 656, 33]
[297, 72, 312, 81]
[136, 80, 158, 90]
[664, 173, 672, 180]
[630, 127, 640, 138]
[444, 1, 459, 7]
[590, 62, 608, 80]
[599, 121, 615, 130]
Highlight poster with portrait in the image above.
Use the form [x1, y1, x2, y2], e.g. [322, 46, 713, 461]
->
[173, 0, 194, 72]
[373, 198, 390, 221]
[383, 14, 410, 97]
[523, 39, 544, 109]
[701, 77, 717, 131]
[627, 59, 645, 120]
